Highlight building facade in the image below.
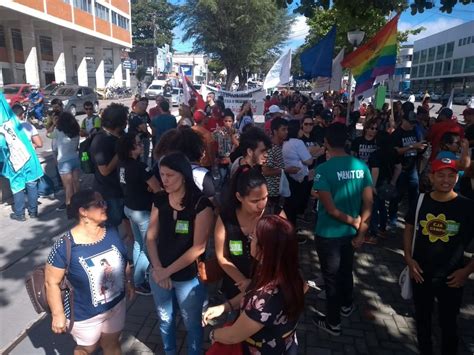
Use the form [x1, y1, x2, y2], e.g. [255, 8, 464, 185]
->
[410, 21, 474, 94]
[394, 45, 413, 91]
[0, 0, 132, 89]
[171, 53, 208, 84]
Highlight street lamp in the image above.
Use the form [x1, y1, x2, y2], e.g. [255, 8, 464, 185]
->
[345, 29, 365, 125]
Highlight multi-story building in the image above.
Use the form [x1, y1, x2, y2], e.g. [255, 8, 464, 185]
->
[0, 0, 132, 89]
[171, 52, 208, 84]
[410, 21, 474, 94]
[394, 44, 413, 92]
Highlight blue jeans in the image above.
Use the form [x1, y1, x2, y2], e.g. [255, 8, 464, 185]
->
[370, 194, 387, 234]
[389, 168, 419, 222]
[217, 164, 230, 191]
[150, 277, 206, 355]
[105, 198, 124, 228]
[13, 180, 39, 217]
[124, 206, 150, 285]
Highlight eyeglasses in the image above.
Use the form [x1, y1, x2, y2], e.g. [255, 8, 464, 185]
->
[303, 122, 314, 126]
[86, 200, 107, 209]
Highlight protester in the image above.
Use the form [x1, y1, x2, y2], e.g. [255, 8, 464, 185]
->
[151, 100, 177, 145]
[204, 215, 305, 354]
[177, 104, 194, 127]
[351, 118, 378, 164]
[51, 112, 81, 212]
[192, 110, 216, 170]
[89, 103, 128, 228]
[263, 104, 284, 134]
[426, 108, 464, 161]
[235, 101, 254, 133]
[45, 189, 133, 354]
[205, 92, 216, 116]
[230, 127, 271, 175]
[128, 99, 151, 165]
[117, 133, 160, 295]
[26, 85, 44, 124]
[146, 152, 213, 355]
[80, 101, 101, 137]
[311, 123, 373, 336]
[12, 104, 43, 148]
[403, 159, 474, 355]
[149, 95, 165, 119]
[212, 108, 238, 190]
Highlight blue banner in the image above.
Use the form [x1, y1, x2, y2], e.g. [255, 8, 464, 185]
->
[300, 25, 336, 79]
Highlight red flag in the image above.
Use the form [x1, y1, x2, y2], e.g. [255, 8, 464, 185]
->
[181, 71, 206, 110]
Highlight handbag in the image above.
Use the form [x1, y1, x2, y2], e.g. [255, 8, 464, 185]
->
[197, 257, 225, 284]
[399, 193, 424, 300]
[25, 233, 74, 331]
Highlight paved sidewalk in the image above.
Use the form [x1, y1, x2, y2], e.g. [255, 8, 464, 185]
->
[5, 217, 474, 354]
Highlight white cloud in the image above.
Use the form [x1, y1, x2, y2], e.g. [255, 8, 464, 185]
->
[399, 18, 465, 44]
[289, 16, 310, 41]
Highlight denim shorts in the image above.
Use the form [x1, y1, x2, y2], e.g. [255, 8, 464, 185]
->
[58, 157, 80, 175]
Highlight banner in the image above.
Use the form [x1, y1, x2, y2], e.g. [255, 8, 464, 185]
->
[263, 49, 292, 90]
[313, 48, 345, 92]
[300, 26, 336, 79]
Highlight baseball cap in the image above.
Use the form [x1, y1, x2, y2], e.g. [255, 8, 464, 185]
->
[268, 105, 283, 114]
[431, 158, 458, 173]
[438, 107, 453, 120]
[462, 108, 474, 116]
[193, 109, 207, 123]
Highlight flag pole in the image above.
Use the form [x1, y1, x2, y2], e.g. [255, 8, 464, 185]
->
[389, 75, 395, 130]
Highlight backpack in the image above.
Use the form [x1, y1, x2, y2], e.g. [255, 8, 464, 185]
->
[78, 131, 98, 174]
[25, 233, 75, 331]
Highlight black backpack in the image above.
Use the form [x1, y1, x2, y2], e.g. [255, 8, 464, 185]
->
[78, 131, 98, 174]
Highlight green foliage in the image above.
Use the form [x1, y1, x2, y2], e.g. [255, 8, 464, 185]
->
[179, 0, 293, 89]
[131, 0, 176, 49]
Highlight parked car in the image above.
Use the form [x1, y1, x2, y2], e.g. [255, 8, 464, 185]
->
[415, 92, 426, 101]
[170, 88, 183, 106]
[428, 92, 442, 102]
[44, 85, 99, 116]
[453, 93, 473, 105]
[145, 84, 164, 99]
[42, 82, 64, 96]
[3, 84, 32, 107]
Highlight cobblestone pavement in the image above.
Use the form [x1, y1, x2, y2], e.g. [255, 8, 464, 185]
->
[11, 214, 473, 354]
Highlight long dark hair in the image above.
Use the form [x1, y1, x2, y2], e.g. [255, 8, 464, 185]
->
[246, 215, 304, 321]
[116, 133, 137, 161]
[56, 112, 80, 138]
[223, 165, 267, 216]
[159, 151, 201, 209]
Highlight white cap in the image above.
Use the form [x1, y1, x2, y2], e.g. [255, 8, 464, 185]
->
[269, 105, 283, 114]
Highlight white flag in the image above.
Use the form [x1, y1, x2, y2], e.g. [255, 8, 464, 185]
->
[263, 49, 292, 90]
[313, 48, 345, 92]
[446, 88, 454, 109]
[179, 68, 192, 106]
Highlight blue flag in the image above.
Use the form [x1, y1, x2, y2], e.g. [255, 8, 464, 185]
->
[300, 25, 336, 79]
[0, 92, 43, 194]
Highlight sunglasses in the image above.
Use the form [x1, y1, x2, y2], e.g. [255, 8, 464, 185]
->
[86, 200, 107, 209]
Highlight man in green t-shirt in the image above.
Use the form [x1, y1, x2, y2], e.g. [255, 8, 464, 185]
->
[311, 123, 373, 336]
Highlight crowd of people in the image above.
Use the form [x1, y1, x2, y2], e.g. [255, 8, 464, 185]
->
[3, 88, 474, 355]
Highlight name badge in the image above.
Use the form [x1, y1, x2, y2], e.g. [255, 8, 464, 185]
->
[175, 220, 189, 234]
[229, 240, 243, 256]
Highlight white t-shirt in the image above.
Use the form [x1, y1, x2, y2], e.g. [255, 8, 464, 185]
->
[282, 138, 312, 182]
[408, 94, 415, 103]
[52, 128, 80, 163]
[21, 121, 38, 142]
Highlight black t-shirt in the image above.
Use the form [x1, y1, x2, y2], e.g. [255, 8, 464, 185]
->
[391, 127, 419, 171]
[406, 194, 474, 285]
[310, 126, 327, 165]
[153, 192, 213, 281]
[128, 112, 150, 138]
[242, 284, 299, 355]
[90, 130, 122, 199]
[300, 134, 319, 171]
[351, 136, 377, 164]
[369, 149, 400, 188]
[119, 158, 154, 211]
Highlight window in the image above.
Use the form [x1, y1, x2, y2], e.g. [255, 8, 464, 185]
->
[419, 65, 426, 77]
[443, 61, 451, 75]
[445, 42, 454, 58]
[462, 38, 467, 46]
[73, 0, 92, 13]
[426, 63, 433, 77]
[413, 51, 419, 64]
[428, 47, 435, 61]
[111, 11, 129, 30]
[434, 62, 442, 76]
[95, 3, 109, 21]
[452, 58, 463, 74]
[0, 26, 5, 48]
[464, 56, 474, 73]
[411, 66, 418, 78]
[459, 39, 463, 46]
[436, 44, 445, 60]
[468, 37, 472, 44]
[39, 36, 53, 61]
[11, 29, 23, 51]
[420, 49, 427, 63]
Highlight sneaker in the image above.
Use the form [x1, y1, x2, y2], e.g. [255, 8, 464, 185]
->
[298, 236, 307, 245]
[340, 304, 356, 317]
[312, 315, 341, 336]
[56, 203, 67, 211]
[135, 283, 152, 296]
[29, 212, 38, 219]
[10, 213, 26, 222]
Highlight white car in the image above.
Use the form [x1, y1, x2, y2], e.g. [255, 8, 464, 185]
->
[145, 84, 164, 99]
[453, 93, 473, 105]
[171, 88, 184, 106]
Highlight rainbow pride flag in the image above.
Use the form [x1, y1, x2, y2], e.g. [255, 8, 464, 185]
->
[341, 14, 400, 95]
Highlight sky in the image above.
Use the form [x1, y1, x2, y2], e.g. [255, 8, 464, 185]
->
[171, 2, 474, 53]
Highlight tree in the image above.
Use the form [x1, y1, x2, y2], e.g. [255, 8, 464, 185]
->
[130, 0, 176, 67]
[275, 0, 472, 17]
[179, 0, 293, 89]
